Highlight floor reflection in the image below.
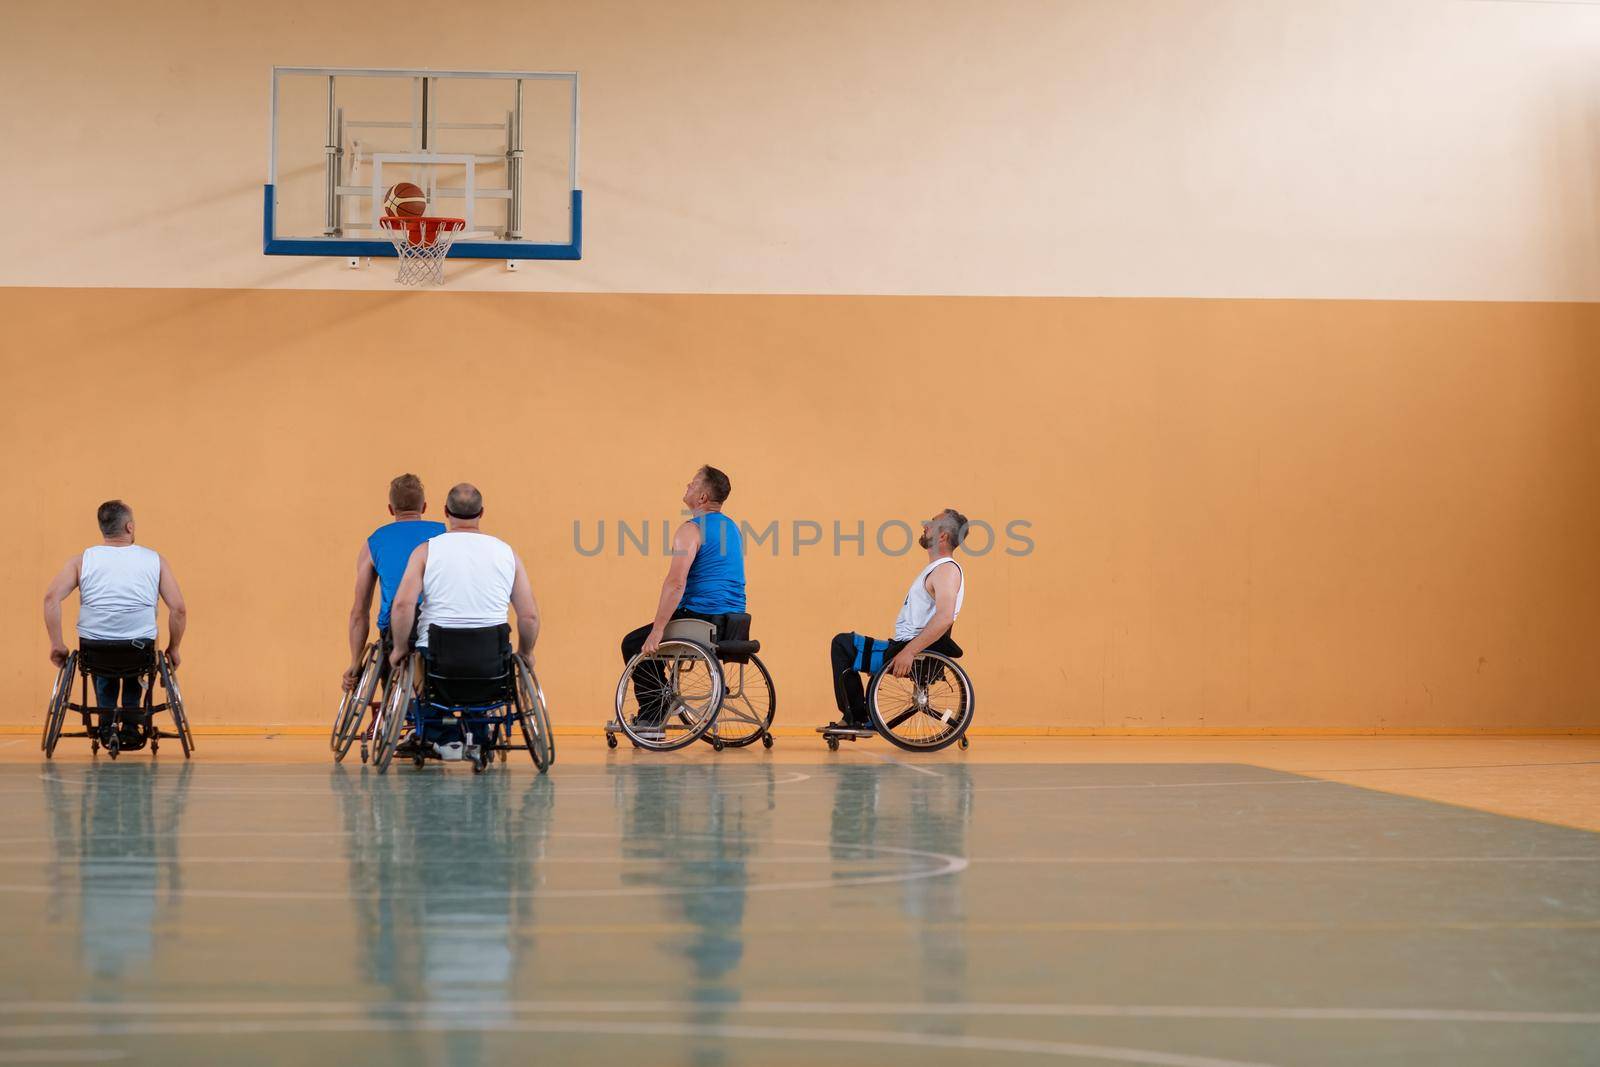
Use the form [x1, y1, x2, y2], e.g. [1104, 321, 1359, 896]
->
[829, 763, 972, 1022]
[332, 767, 555, 1065]
[610, 761, 778, 1067]
[41, 761, 194, 982]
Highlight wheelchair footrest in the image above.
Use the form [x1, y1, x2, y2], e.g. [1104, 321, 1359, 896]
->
[817, 726, 875, 738]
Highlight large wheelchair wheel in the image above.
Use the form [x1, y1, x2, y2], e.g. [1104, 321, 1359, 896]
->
[513, 656, 552, 773]
[331, 643, 381, 763]
[371, 656, 414, 775]
[42, 653, 76, 758]
[158, 652, 194, 758]
[867, 651, 974, 753]
[705, 654, 775, 748]
[614, 639, 724, 752]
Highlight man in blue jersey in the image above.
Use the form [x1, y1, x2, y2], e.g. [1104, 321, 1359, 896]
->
[343, 473, 447, 692]
[620, 465, 746, 728]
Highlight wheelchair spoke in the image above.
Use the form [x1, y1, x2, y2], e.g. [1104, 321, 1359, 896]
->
[869, 652, 971, 750]
[616, 640, 723, 751]
[884, 706, 919, 731]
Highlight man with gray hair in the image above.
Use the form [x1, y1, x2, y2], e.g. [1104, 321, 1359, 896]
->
[388, 483, 541, 761]
[42, 500, 188, 740]
[825, 507, 967, 731]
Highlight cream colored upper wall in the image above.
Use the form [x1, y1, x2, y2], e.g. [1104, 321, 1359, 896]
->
[5, 0, 1599, 298]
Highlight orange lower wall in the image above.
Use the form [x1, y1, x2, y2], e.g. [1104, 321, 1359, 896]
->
[3, 288, 1598, 730]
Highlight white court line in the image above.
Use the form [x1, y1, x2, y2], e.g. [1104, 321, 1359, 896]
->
[25, 770, 813, 798]
[6, 999, 1596, 1026]
[15, 854, 1597, 869]
[974, 779, 1334, 793]
[0, 1053, 124, 1064]
[0, 1016, 1277, 1067]
[0, 835, 965, 901]
[0, 740, 24, 749]
[967, 856, 1600, 865]
[0, 855, 903, 867]
[851, 750, 942, 777]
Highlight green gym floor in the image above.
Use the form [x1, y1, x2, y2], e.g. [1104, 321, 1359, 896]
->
[1, 739, 1598, 1065]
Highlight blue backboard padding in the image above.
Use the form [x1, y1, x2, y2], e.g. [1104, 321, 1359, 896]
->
[262, 186, 583, 260]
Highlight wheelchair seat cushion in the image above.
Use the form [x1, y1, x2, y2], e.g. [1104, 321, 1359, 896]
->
[77, 639, 157, 678]
[425, 625, 513, 706]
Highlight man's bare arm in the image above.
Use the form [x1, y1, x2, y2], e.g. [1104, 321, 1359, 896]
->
[41, 557, 80, 667]
[889, 564, 960, 676]
[510, 556, 541, 660]
[641, 523, 700, 655]
[158, 556, 188, 668]
[388, 544, 427, 667]
[345, 543, 378, 689]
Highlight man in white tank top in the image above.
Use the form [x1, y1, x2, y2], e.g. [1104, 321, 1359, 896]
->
[826, 507, 967, 730]
[387, 484, 541, 760]
[41, 500, 188, 735]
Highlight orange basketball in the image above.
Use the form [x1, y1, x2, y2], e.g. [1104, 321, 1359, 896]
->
[383, 182, 427, 217]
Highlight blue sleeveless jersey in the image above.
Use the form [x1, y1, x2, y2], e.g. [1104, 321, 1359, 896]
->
[367, 519, 446, 630]
[680, 512, 746, 614]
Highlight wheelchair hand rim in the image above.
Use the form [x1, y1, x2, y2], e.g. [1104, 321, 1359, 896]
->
[613, 639, 725, 752]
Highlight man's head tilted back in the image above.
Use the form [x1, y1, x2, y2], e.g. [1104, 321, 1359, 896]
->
[924, 507, 968, 552]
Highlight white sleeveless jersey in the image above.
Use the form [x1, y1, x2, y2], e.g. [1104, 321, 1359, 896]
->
[77, 545, 161, 641]
[416, 531, 517, 647]
[893, 556, 965, 641]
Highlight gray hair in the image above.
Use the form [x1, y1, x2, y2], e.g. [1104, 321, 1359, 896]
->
[933, 507, 968, 548]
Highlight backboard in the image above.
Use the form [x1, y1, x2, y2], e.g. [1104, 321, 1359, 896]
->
[265, 67, 581, 263]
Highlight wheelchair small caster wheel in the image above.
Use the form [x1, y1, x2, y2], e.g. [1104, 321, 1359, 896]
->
[90, 739, 99, 755]
[762, 734, 774, 749]
[712, 738, 725, 752]
[359, 745, 369, 764]
[151, 738, 159, 755]
[826, 737, 839, 752]
[959, 737, 969, 750]
[413, 754, 425, 768]
[606, 732, 618, 749]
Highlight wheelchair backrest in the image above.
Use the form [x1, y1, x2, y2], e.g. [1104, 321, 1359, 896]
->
[426, 624, 512, 679]
[77, 639, 157, 678]
[715, 613, 753, 644]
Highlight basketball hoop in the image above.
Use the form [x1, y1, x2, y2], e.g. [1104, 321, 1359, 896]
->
[377, 216, 467, 286]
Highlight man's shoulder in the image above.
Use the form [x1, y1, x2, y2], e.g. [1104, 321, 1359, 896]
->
[369, 520, 447, 549]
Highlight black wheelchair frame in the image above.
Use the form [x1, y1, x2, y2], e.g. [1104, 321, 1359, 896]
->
[370, 624, 553, 775]
[42, 641, 194, 760]
[820, 633, 974, 753]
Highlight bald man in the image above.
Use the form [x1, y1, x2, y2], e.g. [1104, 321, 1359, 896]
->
[388, 483, 540, 761]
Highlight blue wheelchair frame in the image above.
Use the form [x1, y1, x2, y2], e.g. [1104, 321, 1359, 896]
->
[373, 624, 552, 774]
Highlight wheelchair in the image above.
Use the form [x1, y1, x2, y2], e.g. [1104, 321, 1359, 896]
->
[42, 640, 194, 759]
[607, 613, 776, 752]
[369, 624, 553, 775]
[820, 635, 974, 753]
[331, 634, 388, 765]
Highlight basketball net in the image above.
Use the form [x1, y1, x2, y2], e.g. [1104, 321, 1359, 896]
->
[378, 216, 467, 286]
